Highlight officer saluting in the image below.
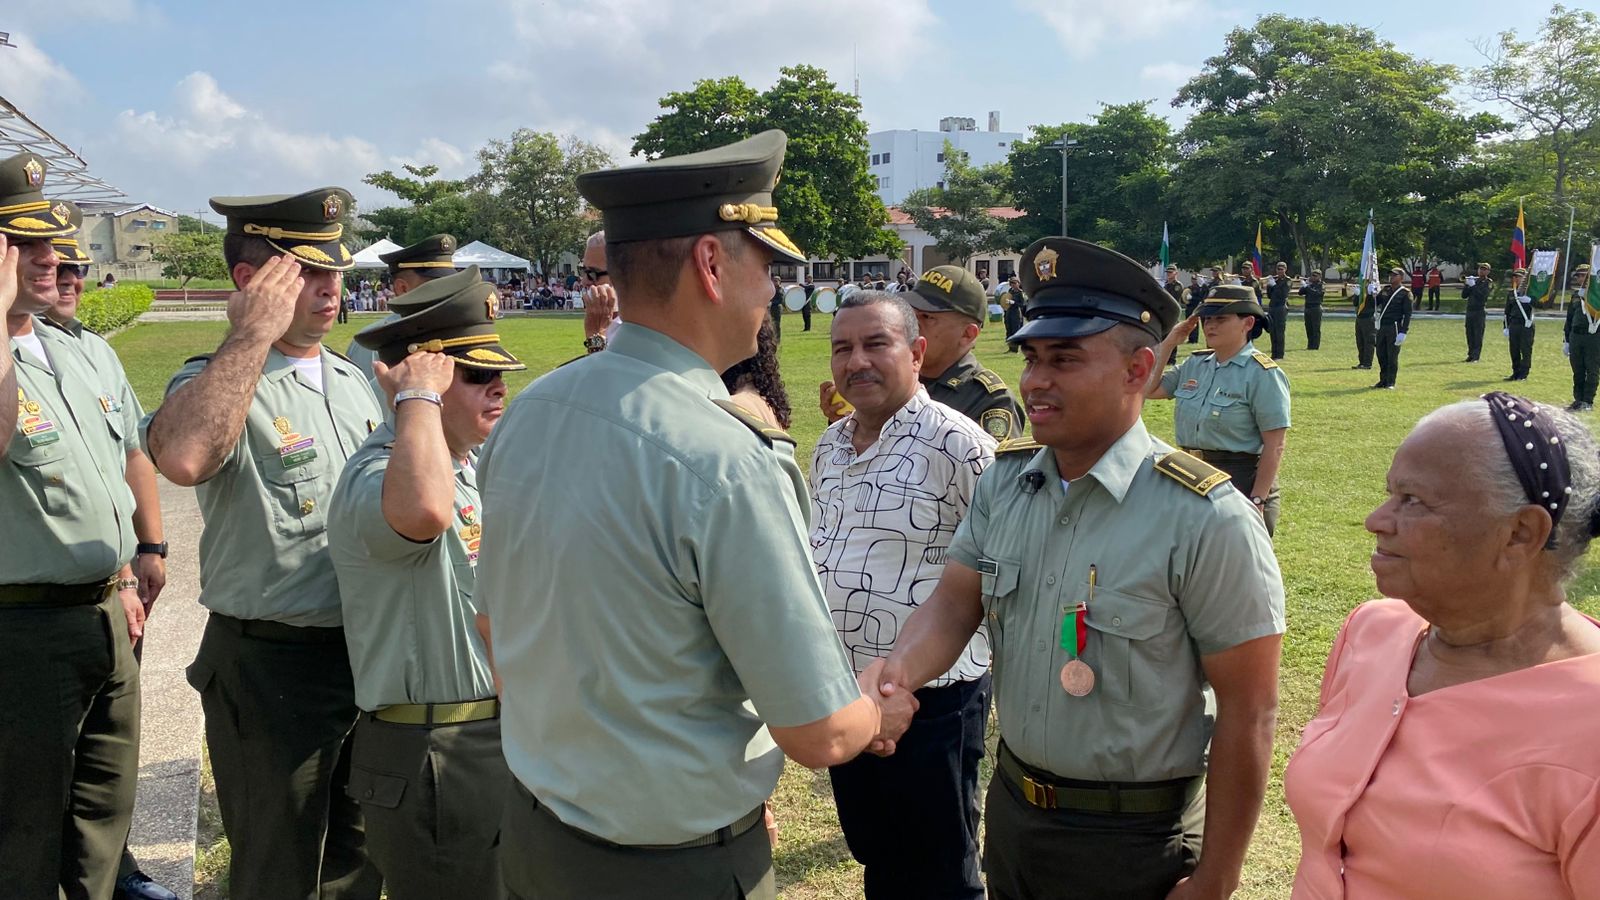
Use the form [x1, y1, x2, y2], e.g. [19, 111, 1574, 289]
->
[880, 237, 1285, 900]
[0, 152, 145, 900]
[1297, 269, 1325, 350]
[143, 188, 384, 900]
[344, 233, 459, 381]
[1462, 262, 1493, 362]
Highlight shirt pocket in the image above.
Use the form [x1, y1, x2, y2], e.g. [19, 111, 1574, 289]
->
[256, 451, 330, 538]
[1085, 587, 1169, 708]
[102, 408, 125, 446]
[980, 557, 1022, 691]
[9, 438, 73, 515]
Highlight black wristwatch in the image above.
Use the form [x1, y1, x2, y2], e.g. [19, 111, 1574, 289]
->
[137, 541, 169, 559]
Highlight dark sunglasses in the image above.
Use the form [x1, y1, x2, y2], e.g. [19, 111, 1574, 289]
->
[461, 368, 503, 386]
[582, 267, 607, 280]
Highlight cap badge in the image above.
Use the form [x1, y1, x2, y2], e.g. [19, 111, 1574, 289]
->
[22, 157, 43, 187]
[1034, 246, 1059, 281]
[485, 294, 497, 321]
[442, 236, 456, 252]
[51, 203, 70, 224]
[323, 194, 342, 220]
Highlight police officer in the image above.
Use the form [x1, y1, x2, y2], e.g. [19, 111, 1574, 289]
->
[329, 266, 522, 899]
[1003, 274, 1024, 349]
[1161, 264, 1188, 361]
[1352, 276, 1377, 370]
[0, 151, 144, 900]
[476, 131, 914, 899]
[1504, 267, 1534, 381]
[48, 206, 179, 900]
[1238, 263, 1262, 302]
[1298, 269, 1325, 350]
[1149, 286, 1291, 535]
[1372, 267, 1413, 389]
[769, 272, 784, 341]
[1462, 262, 1493, 362]
[143, 188, 385, 900]
[1566, 264, 1598, 411]
[823, 264, 1024, 440]
[1264, 260, 1290, 360]
[879, 236, 1285, 900]
[345, 233, 458, 380]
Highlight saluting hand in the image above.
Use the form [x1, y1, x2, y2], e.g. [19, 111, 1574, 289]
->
[582, 282, 618, 339]
[227, 255, 303, 344]
[1169, 314, 1201, 343]
[374, 351, 456, 407]
[0, 236, 17, 319]
[818, 380, 849, 424]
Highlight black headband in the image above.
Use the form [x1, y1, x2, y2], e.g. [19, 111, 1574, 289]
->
[1483, 392, 1572, 549]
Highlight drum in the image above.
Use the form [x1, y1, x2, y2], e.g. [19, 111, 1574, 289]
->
[816, 286, 841, 313]
[783, 284, 808, 311]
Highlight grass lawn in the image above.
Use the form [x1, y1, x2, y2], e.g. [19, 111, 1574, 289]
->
[113, 311, 1600, 899]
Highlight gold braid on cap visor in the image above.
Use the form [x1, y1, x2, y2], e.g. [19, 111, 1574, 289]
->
[406, 335, 502, 354]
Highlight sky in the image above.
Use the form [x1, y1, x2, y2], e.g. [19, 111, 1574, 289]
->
[0, 0, 1531, 219]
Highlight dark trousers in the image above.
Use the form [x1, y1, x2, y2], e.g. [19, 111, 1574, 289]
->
[1267, 305, 1288, 359]
[829, 674, 990, 900]
[1574, 333, 1600, 403]
[1304, 304, 1322, 350]
[1427, 285, 1441, 308]
[1005, 306, 1023, 351]
[117, 635, 148, 883]
[1355, 317, 1376, 367]
[1465, 309, 1486, 360]
[188, 614, 381, 900]
[1376, 323, 1403, 386]
[1509, 321, 1535, 378]
[768, 305, 781, 341]
[983, 758, 1204, 900]
[500, 781, 773, 899]
[1187, 450, 1280, 537]
[0, 589, 139, 900]
[801, 304, 812, 331]
[337, 302, 349, 324]
[348, 714, 509, 900]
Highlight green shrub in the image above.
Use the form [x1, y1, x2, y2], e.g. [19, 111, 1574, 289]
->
[78, 283, 154, 334]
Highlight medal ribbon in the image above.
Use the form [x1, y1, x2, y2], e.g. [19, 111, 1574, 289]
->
[1060, 565, 1094, 658]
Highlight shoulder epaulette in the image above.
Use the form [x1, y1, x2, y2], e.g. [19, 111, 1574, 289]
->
[995, 436, 1042, 456]
[324, 346, 358, 367]
[1153, 450, 1230, 496]
[713, 399, 794, 447]
[1251, 351, 1279, 370]
[554, 353, 587, 370]
[183, 353, 214, 366]
[974, 369, 1008, 394]
[36, 316, 72, 335]
[1191, 349, 1216, 357]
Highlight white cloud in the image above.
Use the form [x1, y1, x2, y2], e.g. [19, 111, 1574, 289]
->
[1140, 61, 1200, 84]
[1018, 0, 1210, 56]
[0, 31, 86, 117]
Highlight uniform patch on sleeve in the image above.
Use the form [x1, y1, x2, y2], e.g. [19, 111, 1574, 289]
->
[980, 408, 1015, 439]
[1154, 451, 1231, 496]
[1251, 351, 1279, 370]
[974, 369, 1008, 394]
[713, 399, 795, 447]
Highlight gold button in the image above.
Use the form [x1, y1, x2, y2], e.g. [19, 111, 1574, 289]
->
[300, 499, 315, 515]
[48, 476, 63, 486]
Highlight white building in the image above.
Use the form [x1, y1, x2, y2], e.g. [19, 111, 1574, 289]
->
[867, 112, 1024, 206]
[774, 206, 1025, 288]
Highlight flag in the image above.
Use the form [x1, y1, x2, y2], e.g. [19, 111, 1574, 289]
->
[1526, 250, 1559, 305]
[1511, 202, 1526, 271]
[1252, 224, 1263, 278]
[1160, 222, 1170, 271]
[1588, 244, 1600, 318]
[1357, 210, 1375, 313]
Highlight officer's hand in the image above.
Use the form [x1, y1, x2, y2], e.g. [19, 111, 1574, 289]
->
[227, 255, 303, 343]
[1165, 871, 1231, 900]
[1394, 332, 1406, 346]
[375, 352, 456, 406]
[859, 659, 918, 756]
[763, 803, 778, 847]
[0, 236, 17, 319]
[1503, 327, 1511, 338]
[1169, 314, 1201, 343]
[120, 585, 145, 645]
[582, 282, 618, 338]
[135, 552, 166, 614]
[818, 381, 849, 424]
[1565, 342, 1572, 358]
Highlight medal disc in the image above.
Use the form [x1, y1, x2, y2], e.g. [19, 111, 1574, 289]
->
[1060, 659, 1095, 696]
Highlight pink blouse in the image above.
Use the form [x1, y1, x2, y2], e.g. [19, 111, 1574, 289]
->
[1284, 599, 1600, 899]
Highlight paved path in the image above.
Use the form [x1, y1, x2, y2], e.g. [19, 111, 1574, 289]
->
[127, 478, 206, 899]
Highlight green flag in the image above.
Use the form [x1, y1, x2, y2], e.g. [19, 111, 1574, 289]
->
[1160, 221, 1170, 271]
[1527, 250, 1558, 305]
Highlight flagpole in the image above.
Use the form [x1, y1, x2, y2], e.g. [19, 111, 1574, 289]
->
[1563, 204, 1576, 313]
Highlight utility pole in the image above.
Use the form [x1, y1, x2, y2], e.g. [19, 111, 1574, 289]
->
[1046, 138, 1079, 237]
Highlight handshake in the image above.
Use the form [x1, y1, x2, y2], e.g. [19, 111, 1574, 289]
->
[859, 658, 918, 757]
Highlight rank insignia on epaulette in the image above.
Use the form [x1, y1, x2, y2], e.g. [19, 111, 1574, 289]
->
[1251, 351, 1279, 370]
[974, 369, 1008, 394]
[996, 436, 1042, 456]
[1153, 450, 1230, 496]
[712, 399, 794, 447]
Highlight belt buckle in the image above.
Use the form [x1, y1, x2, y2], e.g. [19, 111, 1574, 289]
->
[1022, 774, 1056, 808]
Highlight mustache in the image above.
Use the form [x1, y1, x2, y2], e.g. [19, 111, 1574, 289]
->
[845, 373, 882, 386]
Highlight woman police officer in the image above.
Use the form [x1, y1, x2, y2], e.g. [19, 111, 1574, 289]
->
[1147, 285, 1292, 535]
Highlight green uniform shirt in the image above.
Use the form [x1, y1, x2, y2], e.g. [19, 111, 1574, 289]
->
[329, 423, 494, 711]
[923, 351, 1024, 441]
[476, 323, 861, 845]
[947, 420, 1285, 781]
[61, 318, 144, 453]
[148, 347, 383, 626]
[5, 322, 136, 583]
[1160, 344, 1291, 454]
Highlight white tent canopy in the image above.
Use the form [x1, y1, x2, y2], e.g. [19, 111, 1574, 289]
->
[453, 240, 532, 272]
[350, 238, 401, 269]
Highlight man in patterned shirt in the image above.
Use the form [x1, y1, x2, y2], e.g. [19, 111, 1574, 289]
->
[810, 290, 997, 899]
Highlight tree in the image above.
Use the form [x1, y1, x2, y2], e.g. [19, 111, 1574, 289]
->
[1474, 5, 1600, 208]
[470, 131, 611, 273]
[359, 164, 487, 248]
[900, 141, 1015, 264]
[633, 65, 900, 262]
[151, 230, 226, 287]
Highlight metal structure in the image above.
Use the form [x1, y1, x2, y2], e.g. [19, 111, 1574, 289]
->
[0, 93, 128, 208]
[1046, 138, 1080, 237]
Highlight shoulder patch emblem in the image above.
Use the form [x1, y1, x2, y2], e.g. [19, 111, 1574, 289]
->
[995, 436, 1042, 456]
[974, 369, 1008, 394]
[980, 408, 1014, 439]
[1251, 351, 1279, 370]
[1154, 451, 1231, 496]
[713, 399, 795, 447]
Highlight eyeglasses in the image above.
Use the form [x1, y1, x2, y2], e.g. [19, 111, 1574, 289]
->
[582, 267, 607, 280]
[461, 368, 503, 386]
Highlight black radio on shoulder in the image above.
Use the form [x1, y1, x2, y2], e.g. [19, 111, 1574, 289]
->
[1023, 471, 1046, 494]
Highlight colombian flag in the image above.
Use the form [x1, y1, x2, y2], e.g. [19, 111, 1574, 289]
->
[1252, 224, 1263, 278]
[1511, 202, 1526, 271]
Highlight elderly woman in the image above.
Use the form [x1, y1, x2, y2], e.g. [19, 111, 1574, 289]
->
[1285, 393, 1600, 899]
[1148, 285, 1291, 534]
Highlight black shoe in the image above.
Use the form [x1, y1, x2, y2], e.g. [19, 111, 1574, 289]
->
[1384, 384, 1396, 390]
[116, 872, 179, 900]
[1504, 375, 1519, 381]
[1371, 382, 1386, 389]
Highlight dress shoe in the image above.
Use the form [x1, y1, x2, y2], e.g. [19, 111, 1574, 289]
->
[116, 871, 179, 900]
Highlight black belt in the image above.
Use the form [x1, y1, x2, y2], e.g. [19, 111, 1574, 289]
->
[997, 743, 1199, 814]
[1182, 448, 1259, 466]
[210, 613, 346, 643]
[0, 578, 115, 607]
[522, 781, 765, 851]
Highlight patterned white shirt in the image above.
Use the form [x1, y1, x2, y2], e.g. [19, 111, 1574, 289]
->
[809, 388, 997, 685]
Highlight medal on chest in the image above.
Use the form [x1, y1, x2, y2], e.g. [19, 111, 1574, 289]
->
[458, 504, 481, 564]
[15, 387, 58, 447]
[1059, 565, 1096, 696]
[273, 415, 318, 469]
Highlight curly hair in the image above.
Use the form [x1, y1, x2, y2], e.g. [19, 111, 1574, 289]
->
[721, 319, 792, 429]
